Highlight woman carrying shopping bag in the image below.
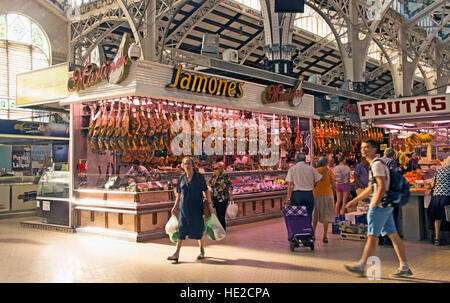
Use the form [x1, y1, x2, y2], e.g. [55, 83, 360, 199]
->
[208, 163, 234, 231]
[167, 157, 214, 264]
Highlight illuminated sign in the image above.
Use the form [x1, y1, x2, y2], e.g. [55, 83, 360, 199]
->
[16, 63, 69, 107]
[261, 76, 304, 107]
[67, 33, 131, 93]
[167, 65, 244, 98]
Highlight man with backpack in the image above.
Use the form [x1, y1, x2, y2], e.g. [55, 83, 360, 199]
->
[343, 139, 413, 277]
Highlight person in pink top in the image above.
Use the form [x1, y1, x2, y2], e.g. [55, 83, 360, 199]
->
[333, 155, 351, 217]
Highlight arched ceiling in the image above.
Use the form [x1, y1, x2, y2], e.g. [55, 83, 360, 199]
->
[68, 0, 448, 99]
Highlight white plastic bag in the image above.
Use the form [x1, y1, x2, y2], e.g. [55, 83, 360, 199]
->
[227, 201, 238, 219]
[165, 215, 179, 234]
[207, 214, 226, 241]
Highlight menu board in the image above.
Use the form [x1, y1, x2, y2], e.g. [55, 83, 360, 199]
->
[12, 146, 32, 172]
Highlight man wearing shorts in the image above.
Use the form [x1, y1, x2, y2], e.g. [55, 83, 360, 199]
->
[344, 139, 412, 277]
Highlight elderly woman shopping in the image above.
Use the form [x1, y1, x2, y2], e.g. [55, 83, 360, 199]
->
[428, 156, 450, 246]
[208, 163, 233, 231]
[168, 157, 214, 264]
[312, 157, 336, 243]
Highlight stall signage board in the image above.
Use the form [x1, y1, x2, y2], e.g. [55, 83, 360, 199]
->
[167, 65, 245, 98]
[67, 33, 131, 93]
[358, 94, 450, 120]
[16, 63, 69, 107]
[261, 76, 304, 107]
[12, 146, 31, 171]
[0, 120, 69, 138]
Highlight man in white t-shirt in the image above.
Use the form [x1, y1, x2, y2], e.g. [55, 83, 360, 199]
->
[344, 139, 412, 277]
[286, 152, 326, 220]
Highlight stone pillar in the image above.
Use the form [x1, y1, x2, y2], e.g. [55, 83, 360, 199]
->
[343, 2, 371, 93]
[142, 0, 156, 61]
[260, 0, 296, 75]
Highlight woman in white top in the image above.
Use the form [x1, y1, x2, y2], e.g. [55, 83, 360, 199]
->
[333, 155, 351, 217]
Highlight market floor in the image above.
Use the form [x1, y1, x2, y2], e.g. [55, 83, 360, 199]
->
[0, 216, 449, 283]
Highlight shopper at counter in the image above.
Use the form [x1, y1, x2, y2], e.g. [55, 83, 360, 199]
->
[381, 148, 398, 170]
[354, 157, 369, 192]
[126, 160, 151, 182]
[312, 157, 335, 243]
[168, 157, 213, 264]
[286, 153, 326, 220]
[428, 156, 450, 246]
[208, 163, 233, 231]
[344, 139, 413, 277]
[333, 155, 351, 217]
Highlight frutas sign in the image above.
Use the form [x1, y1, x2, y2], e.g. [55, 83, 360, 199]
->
[358, 94, 450, 120]
[261, 76, 304, 107]
[67, 33, 131, 93]
[167, 65, 244, 98]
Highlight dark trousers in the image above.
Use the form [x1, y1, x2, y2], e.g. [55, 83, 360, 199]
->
[291, 190, 314, 220]
[213, 199, 228, 231]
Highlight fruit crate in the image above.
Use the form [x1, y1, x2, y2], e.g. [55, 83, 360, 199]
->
[340, 232, 367, 241]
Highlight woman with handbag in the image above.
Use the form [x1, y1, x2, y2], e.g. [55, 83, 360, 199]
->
[208, 163, 234, 231]
[168, 157, 214, 264]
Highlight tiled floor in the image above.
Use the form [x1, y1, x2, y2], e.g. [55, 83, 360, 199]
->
[0, 215, 449, 283]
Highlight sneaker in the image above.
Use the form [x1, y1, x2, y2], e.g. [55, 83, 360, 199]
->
[344, 264, 365, 276]
[391, 268, 413, 277]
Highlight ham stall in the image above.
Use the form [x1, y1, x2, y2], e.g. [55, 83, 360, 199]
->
[59, 58, 316, 242]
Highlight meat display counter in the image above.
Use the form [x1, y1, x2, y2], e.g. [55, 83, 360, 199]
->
[73, 170, 288, 242]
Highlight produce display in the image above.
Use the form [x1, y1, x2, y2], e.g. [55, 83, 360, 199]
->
[393, 132, 435, 153]
[404, 133, 435, 151]
[403, 170, 423, 183]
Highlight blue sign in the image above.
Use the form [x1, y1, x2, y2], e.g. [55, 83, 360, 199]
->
[0, 120, 69, 138]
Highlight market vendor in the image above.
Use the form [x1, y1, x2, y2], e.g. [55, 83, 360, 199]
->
[126, 160, 151, 182]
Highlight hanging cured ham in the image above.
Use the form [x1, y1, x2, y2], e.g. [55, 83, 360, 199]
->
[294, 118, 302, 151]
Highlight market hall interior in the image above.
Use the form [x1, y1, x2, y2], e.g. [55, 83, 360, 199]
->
[0, 215, 449, 283]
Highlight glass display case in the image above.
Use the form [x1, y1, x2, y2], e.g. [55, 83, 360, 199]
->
[36, 171, 71, 226]
[37, 171, 71, 199]
[202, 170, 288, 195]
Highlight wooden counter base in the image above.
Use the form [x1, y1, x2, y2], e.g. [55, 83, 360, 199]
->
[73, 190, 287, 242]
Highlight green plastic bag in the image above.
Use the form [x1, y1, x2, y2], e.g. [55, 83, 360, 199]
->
[205, 222, 216, 241]
[205, 214, 226, 241]
[169, 231, 179, 243]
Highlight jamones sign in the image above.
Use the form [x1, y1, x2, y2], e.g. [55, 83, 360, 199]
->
[358, 94, 449, 120]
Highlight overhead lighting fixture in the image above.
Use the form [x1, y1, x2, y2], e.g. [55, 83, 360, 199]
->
[433, 120, 450, 124]
[402, 123, 415, 127]
[382, 124, 404, 130]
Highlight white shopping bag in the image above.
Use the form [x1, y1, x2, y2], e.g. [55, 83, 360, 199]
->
[165, 215, 179, 234]
[227, 201, 238, 219]
[207, 214, 226, 241]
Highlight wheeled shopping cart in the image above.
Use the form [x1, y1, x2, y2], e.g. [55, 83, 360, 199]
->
[282, 205, 315, 251]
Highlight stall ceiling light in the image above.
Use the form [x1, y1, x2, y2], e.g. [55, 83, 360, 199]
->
[433, 120, 450, 124]
[382, 124, 404, 130]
